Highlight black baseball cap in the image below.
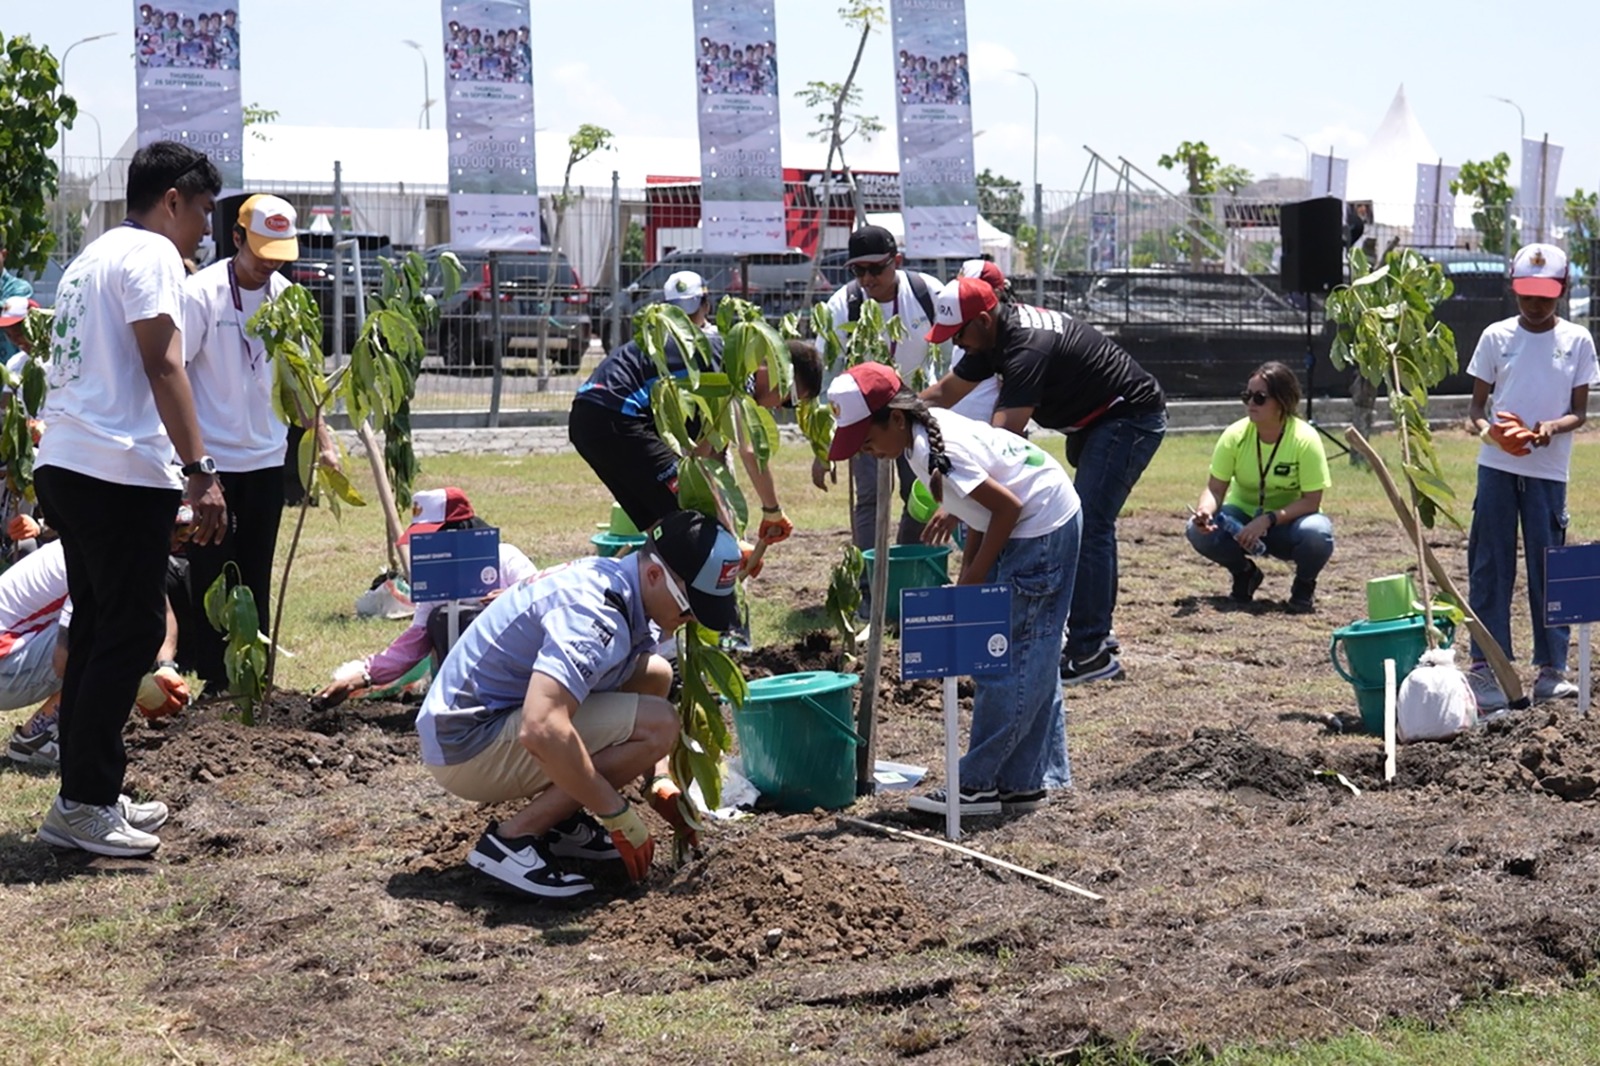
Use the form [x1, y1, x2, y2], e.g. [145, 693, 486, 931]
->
[845, 224, 898, 266]
[648, 510, 743, 633]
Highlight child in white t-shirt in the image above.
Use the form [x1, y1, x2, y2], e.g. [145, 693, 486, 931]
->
[1465, 243, 1600, 711]
[826, 361, 1081, 819]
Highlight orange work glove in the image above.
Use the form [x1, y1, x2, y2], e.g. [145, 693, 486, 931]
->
[597, 802, 655, 882]
[6, 514, 39, 541]
[135, 666, 190, 719]
[647, 775, 701, 848]
[757, 510, 794, 545]
[1485, 417, 1534, 456]
[739, 539, 764, 580]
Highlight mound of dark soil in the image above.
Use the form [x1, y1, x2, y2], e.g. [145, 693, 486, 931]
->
[1098, 726, 1319, 799]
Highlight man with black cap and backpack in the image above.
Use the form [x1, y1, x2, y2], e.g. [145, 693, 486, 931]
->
[415, 509, 744, 900]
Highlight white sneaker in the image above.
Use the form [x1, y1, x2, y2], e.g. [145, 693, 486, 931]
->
[1466, 666, 1508, 714]
[37, 797, 160, 857]
[1533, 668, 1579, 702]
[117, 795, 170, 834]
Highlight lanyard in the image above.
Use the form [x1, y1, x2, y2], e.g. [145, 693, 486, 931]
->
[1254, 426, 1284, 516]
[228, 259, 262, 372]
[120, 218, 145, 230]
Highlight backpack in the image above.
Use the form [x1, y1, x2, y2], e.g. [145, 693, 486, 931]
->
[845, 271, 937, 328]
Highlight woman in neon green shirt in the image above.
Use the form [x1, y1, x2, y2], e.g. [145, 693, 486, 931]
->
[1187, 361, 1334, 613]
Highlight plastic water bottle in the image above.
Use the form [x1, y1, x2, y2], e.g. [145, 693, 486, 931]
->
[1212, 511, 1268, 556]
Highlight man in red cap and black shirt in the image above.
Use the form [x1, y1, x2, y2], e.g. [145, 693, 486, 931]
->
[921, 276, 1166, 687]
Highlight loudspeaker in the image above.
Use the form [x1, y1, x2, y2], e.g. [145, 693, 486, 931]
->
[1279, 196, 1344, 294]
[212, 193, 250, 260]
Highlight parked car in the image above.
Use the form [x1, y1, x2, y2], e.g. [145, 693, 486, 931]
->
[424, 247, 593, 374]
[596, 249, 826, 350]
[280, 232, 395, 355]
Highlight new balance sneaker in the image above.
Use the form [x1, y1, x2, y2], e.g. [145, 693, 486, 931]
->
[37, 797, 160, 857]
[1533, 667, 1580, 702]
[1466, 664, 1509, 714]
[998, 788, 1048, 813]
[907, 787, 1002, 818]
[466, 820, 594, 899]
[541, 811, 620, 861]
[7, 718, 59, 768]
[117, 794, 170, 835]
[1230, 560, 1265, 604]
[1287, 578, 1317, 614]
[1061, 646, 1126, 686]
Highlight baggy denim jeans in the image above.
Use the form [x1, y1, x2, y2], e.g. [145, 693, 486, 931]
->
[1468, 465, 1569, 671]
[962, 515, 1081, 793]
[1185, 504, 1336, 582]
[1062, 409, 1166, 661]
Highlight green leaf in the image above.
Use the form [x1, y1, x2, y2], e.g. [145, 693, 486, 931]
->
[229, 587, 261, 648]
[677, 456, 718, 519]
[705, 457, 750, 533]
[738, 394, 777, 466]
[698, 643, 748, 709]
[203, 571, 232, 633]
[318, 464, 366, 507]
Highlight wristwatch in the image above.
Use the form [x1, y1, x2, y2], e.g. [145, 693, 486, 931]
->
[181, 456, 217, 477]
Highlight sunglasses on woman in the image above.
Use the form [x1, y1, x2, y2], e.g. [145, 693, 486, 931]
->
[850, 260, 892, 278]
[1240, 390, 1271, 406]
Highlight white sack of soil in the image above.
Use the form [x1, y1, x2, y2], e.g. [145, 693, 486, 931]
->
[1397, 649, 1475, 742]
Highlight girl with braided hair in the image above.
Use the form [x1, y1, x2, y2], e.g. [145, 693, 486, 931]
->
[826, 362, 1081, 820]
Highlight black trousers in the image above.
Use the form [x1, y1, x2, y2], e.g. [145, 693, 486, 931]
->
[36, 466, 179, 806]
[568, 400, 682, 532]
[184, 466, 284, 691]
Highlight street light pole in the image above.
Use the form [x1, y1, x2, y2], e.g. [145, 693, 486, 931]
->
[1282, 133, 1311, 182]
[57, 32, 115, 257]
[403, 40, 432, 130]
[1011, 70, 1043, 305]
[1489, 96, 1526, 253]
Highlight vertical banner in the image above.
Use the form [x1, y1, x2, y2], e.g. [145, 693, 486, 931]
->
[1412, 161, 1459, 248]
[442, 0, 539, 248]
[693, 2, 787, 252]
[1309, 153, 1348, 201]
[1089, 212, 1118, 271]
[1519, 137, 1563, 245]
[889, 0, 979, 258]
[134, 2, 243, 190]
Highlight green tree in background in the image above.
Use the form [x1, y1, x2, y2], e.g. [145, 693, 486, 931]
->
[1563, 188, 1597, 274]
[1451, 153, 1517, 255]
[1157, 140, 1252, 267]
[0, 34, 77, 271]
[796, 2, 886, 233]
[977, 168, 1024, 234]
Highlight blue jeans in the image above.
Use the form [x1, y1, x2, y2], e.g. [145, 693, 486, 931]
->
[850, 451, 924, 552]
[963, 516, 1080, 793]
[1062, 409, 1166, 660]
[1468, 466, 1569, 671]
[1185, 504, 1335, 582]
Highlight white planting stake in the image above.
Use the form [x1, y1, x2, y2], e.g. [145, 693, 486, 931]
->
[943, 674, 959, 842]
[838, 816, 1105, 902]
[1383, 658, 1397, 782]
[1581, 623, 1591, 716]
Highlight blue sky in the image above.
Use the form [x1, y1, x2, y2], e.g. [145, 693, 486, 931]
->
[15, 0, 1593, 201]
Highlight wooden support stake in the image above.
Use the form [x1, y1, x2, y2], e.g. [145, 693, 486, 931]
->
[357, 421, 408, 581]
[837, 816, 1106, 902]
[1343, 427, 1527, 707]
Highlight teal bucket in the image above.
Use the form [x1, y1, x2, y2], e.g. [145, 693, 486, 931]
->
[1329, 615, 1455, 735]
[591, 531, 646, 558]
[733, 671, 861, 811]
[862, 544, 951, 622]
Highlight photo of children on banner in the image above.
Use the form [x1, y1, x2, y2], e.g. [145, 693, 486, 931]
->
[444, 21, 532, 84]
[826, 361, 1082, 821]
[697, 37, 778, 96]
[896, 50, 970, 107]
[136, 6, 239, 70]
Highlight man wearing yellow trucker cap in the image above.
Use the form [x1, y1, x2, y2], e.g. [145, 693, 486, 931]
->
[182, 193, 338, 695]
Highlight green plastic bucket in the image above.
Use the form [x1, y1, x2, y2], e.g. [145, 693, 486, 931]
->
[591, 531, 646, 558]
[1366, 574, 1417, 622]
[1329, 615, 1455, 734]
[607, 504, 641, 537]
[733, 671, 861, 811]
[907, 480, 939, 523]
[862, 544, 951, 621]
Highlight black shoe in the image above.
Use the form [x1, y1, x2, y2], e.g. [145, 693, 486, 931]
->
[1060, 646, 1126, 686]
[466, 820, 594, 899]
[1288, 578, 1317, 614]
[1230, 560, 1264, 603]
[998, 788, 1048, 813]
[541, 811, 621, 861]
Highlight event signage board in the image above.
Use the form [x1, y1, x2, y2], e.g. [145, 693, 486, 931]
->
[441, 0, 540, 248]
[900, 584, 1011, 680]
[693, 0, 787, 252]
[888, 0, 980, 258]
[410, 528, 502, 601]
[133, 1, 244, 191]
[1545, 543, 1600, 626]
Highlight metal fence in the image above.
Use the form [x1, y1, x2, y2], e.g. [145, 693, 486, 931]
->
[34, 154, 1598, 411]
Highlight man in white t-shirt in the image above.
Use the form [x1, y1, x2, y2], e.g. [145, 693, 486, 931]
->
[32, 140, 226, 859]
[183, 194, 336, 694]
[820, 226, 1000, 562]
[1464, 243, 1600, 712]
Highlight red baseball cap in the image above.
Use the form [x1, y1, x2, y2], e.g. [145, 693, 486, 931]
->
[398, 486, 475, 544]
[925, 276, 998, 344]
[0, 297, 39, 328]
[959, 258, 1007, 292]
[1510, 243, 1567, 299]
[825, 362, 904, 461]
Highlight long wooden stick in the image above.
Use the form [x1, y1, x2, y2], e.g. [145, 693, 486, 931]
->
[357, 421, 408, 580]
[1343, 427, 1527, 706]
[837, 816, 1106, 902]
